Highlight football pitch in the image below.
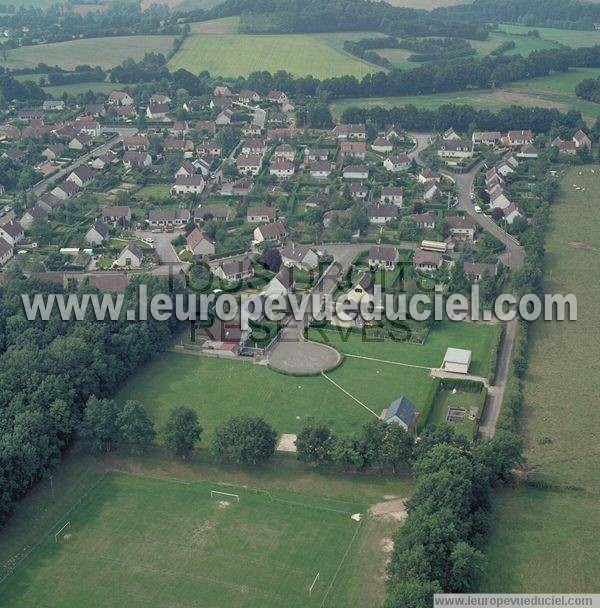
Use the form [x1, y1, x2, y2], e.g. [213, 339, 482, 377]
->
[0, 473, 364, 608]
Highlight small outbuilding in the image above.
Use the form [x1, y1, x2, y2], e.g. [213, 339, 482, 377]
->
[442, 348, 472, 375]
[380, 396, 419, 431]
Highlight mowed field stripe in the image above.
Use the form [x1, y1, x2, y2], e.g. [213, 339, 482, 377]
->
[344, 353, 433, 370]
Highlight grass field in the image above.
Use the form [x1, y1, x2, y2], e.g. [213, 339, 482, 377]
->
[330, 68, 600, 121]
[483, 166, 600, 591]
[483, 487, 600, 592]
[168, 32, 382, 78]
[0, 467, 377, 607]
[43, 81, 118, 97]
[308, 320, 500, 378]
[498, 24, 600, 49]
[518, 166, 600, 491]
[116, 321, 498, 441]
[428, 388, 484, 440]
[0, 36, 177, 71]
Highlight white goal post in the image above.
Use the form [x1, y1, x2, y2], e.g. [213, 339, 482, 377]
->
[54, 521, 71, 542]
[309, 572, 320, 596]
[210, 490, 240, 502]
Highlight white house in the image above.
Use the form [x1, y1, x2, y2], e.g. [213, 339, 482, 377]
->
[369, 245, 400, 271]
[309, 162, 333, 179]
[371, 137, 393, 153]
[236, 153, 262, 176]
[347, 273, 375, 304]
[262, 266, 294, 296]
[67, 166, 94, 188]
[171, 175, 205, 196]
[367, 205, 397, 224]
[114, 243, 144, 268]
[0, 237, 13, 266]
[343, 164, 369, 180]
[437, 139, 473, 159]
[247, 206, 275, 223]
[187, 227, 215, 257]
[380, 186, 403, 206]
[280, 244, 319, 271]
[213, 257, 254, 283]
[253, 222, 287, 244]
[383, 154, 410, 172]
[85, 220, 109, 246]
[270, 159, 295, 179]
[51, 181, 79, 200]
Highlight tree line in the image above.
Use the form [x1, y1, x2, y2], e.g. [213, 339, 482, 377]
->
[339, 103, 584, 137]
[0, 273, 182, 526]
[435, 0, 600, 31]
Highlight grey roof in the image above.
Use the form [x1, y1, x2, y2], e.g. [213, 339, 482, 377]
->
[386, 396, 417, 425]
[0, 220, 23, 238]
[0, 237, 12, 256]
[369, 245, 398, 262]
[274, 266, 294, 289]
[89, 220, 109, 239]
[122, 242, 144, 260]
[220, 256, 252, 277]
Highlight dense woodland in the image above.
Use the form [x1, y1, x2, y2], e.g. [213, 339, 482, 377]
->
[436, 0, 600, 31]
[0, 273, 182, 525]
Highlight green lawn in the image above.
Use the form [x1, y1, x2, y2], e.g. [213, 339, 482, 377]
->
[482, 487, 600, 592]
[308, 320, 500, 378]
[0, 35, 177, 70]
[135, 183, 174, 199]
[190, 16, 241, 34]
[0, 472, 367, 608]
[116, 321, 493, 439]
[115, 353, 376, 438]
[168, 32, 382, 78]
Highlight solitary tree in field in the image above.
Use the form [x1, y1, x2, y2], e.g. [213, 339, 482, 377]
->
[295, 424, 336, 465]
[117, 400, 156, 455]
[79, 396, 120, 454]
[162, 406, 202, 458]
[212, 416, 276, 465]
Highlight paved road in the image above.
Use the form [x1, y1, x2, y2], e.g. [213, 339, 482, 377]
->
[31, 135, 121, 197]
[443, 163, 525, 271]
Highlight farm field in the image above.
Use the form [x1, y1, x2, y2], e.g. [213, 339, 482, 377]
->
[0, 35, 177, 71]
[0, 470, 371, 608]
[483, 166, 600, 591]
[498, 24, 600, 49]
[330, 68, 600, 121]
[168, 32, 382, 78]
[519, 166, 600, 492]
[189, 15, 240, 34]
[483, 487, 600, 592]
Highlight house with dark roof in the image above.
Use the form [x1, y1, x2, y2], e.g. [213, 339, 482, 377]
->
[262, 266, 294, 296]
[253, 222, 287, 244]
[367, 204, 398, 224]
[447, 215, 477, 241]
[186, 227, 215, 257]
[85, 220, 109, 246]
[0, 237, 13, 266]
[148, 209, 190, 226]
[369, 245, 400, 271]
[380, 396, 419, 431]
[347, 273, 375, 303]
[67, 166, 95, 188]
[114, 243, 144, 268]
[102, 205, 131, 223]
[212, 257, 254, 283]
[280, 244, 319, 271]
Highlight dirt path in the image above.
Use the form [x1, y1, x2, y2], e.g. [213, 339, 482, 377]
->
[370, 498, 408, 522]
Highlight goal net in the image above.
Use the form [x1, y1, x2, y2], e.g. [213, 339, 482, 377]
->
[210, 490, 240, 503]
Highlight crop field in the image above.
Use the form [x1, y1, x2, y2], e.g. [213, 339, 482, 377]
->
[168, 32, 382, 78]
[483, 166, 600, 592]
[0, 35, 177, 71]
[0, 472, 366, 608]
[331, 68, 600, 121]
